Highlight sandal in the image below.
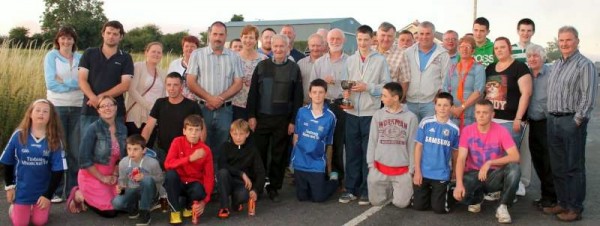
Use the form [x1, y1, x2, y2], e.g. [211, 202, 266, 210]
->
[66, 186, 85, 213]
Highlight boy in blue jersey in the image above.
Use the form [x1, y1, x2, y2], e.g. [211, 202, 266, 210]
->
[412, 92, 460, 213]
[291, 78, 338, 202]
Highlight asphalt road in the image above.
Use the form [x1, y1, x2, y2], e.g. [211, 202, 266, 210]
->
[1, 98, 599, 226]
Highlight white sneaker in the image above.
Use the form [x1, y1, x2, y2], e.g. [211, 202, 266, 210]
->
[496, 204, 512, 223]
[516, 182, 526, 196]
[51, 195, 63, 203]
[484, 191, 501, 201]
[468, 203, 481, 213]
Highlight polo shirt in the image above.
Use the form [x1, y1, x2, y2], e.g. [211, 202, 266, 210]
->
[291, 104, 336, 173]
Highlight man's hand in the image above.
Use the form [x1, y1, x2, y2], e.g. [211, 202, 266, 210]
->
[242, 173, 253, 190]
[206, 95, 223, 110]
[6, 188, 15, 203]
[37, 196, 51, 209]
[248, 118, 257, 131]
[351, 81, 368, 92]
[86, 95, 99, 108]
[512, 120, 522, 133]
[249, 190, 258, 201]
[115, 185, 123, 195]
[288, 123, 294, 135]
[478, 161, 491, 181]
[324, 75, 335, 84]
[193, 201, 206, 215]
[189, 148, 206, 162]
[413, 170, 423, 186]
[134, 172, 144, 182]
[453, 184, 465, 201]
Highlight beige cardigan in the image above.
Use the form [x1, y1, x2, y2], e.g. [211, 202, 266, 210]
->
[125, 61, 166, 127]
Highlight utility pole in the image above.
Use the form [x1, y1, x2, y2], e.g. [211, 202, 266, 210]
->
[473, 0, 478, 21]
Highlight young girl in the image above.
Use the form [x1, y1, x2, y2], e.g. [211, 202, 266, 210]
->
[1, 99, 67, 226]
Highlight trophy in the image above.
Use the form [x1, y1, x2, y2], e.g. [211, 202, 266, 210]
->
[340, 80, 356, 109]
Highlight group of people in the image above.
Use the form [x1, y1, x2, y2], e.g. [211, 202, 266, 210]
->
[0, 15, 596, 226]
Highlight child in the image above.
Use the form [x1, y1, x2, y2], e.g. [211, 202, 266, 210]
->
[291, 79, 338, 202]
[1, 99, 67, 226]
[164, 114, 214, 224]
[217, 119, 265, 218]
[412, 92, 460, 214]
[366, 82, 418, 208]
[112, 134, 164, 225]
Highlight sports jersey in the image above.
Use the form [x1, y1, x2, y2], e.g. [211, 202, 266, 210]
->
[415, 115, 459, 181]
[291, 104, 336, 173]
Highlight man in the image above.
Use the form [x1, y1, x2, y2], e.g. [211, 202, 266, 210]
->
[310, 28, 349, 185]
[187, 21, 243, 165]
[397, 30, 415, 49]
[338, 25, 390, 206]
[229, 38, 242, 53]
[512, 18, 537, 63]
[247, 34, 304, 202]
[78, 20, 133, 132]
[544, 26, 597, 222]
[454, 100, 521, 224]
[405, 21, 450, 121]
[316, 28, 330, 53]
[472, 17, 496, 66]
[258, 28, 276, 57]
[443, 30, 459, 64]
[280, 24, 306, 61]
[525, 45, 556, 209]
[376, 22, 411, 102]
[297, 33, 325, 103]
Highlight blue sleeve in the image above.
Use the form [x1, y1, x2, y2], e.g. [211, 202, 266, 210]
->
[415, 122, 426, 144]
[44, 51, 73, 93]
[294, 110, 302, 135]
[0, 131, 20, 165]
[78, 124, 97, 168]
[451, 129, 460, 150]
[325, 115, 335, 145]
[60, 53, 83, 89]
[50, 149, 68, 172]
[474, 65, 486, 93]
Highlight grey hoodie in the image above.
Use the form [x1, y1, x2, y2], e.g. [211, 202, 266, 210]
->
[345, 49, 391, 116]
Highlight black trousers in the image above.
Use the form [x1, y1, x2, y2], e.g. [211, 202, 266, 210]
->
[255, 114, 290, 191]
[217, 168, 249, 209]
[413, 178, 450, 214]
[529, 119, 556, 202]
[328, 99, 346, 182]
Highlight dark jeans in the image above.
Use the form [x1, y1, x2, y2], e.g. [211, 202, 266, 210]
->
[254, 114, 290, 191]
[461, 163, 520, 206]
[547, 114, 587, 213]
[294, 170, 337, 202]
[125, 122, 157, 149]
[328, 100, 346, 182]
[54, 106, 81, 199]
[200, 104, 233, 169]
[165, 170, 206, 211]
[217, 168, 249, 209]
[232, 105, 249, 121]
[528, 119, 556, 203]
[344, 114, 371, 197]
[413, 178, 450, 214]
[112, 177, 158, 211]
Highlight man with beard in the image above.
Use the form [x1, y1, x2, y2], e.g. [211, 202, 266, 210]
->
[258, 28, 276, 57]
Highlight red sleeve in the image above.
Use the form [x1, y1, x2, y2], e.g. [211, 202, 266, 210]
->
[164, 137, 189, 170]
[202, 145, 215, 204]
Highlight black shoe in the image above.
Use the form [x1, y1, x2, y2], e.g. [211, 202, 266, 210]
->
[534, 198, 557, 209]
[268, 190, 281, 203]
[136, 210, 151, 226]
[129, 208, 140, 219]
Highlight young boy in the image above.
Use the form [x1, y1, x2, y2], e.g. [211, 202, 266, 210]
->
[412, 92, 460, 214]
[112, 134, 164, 225]
[291, 79, 338, 202]
[217, 119, 265, 218]
[164, 115, 214, 224]
[366, 82, 418, 208]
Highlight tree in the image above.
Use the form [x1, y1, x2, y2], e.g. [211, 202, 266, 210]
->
[161, 31, 189, 55]
[121, 24, 163, 53]
[546, 38, 560, 62]
[199, 31, 208, 47]
[41, 0, 108, 50]
[8, 27, 29, 47]
[231, 14, 244, 22]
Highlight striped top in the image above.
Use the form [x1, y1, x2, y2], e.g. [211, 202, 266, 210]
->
[379, 46, 411, 83]
[511, 42, 538, 63]
[547, 50, 597, 120]
[187, 47, 243, 100]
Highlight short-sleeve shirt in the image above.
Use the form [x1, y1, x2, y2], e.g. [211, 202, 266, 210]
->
[291, 104, 336, 173]
[484, 61, 530, 120]
[458, 122, 515, 172]
[78, 47, 134, 116]
[415, 116, 460, 181]
[0, 131, 67, 205]
[187, 47, 243, 100]
[149, 97, 202, 150]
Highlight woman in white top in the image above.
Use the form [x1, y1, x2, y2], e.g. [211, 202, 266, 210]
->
[167, 36, 200, 100]
[43, 26, 83, 203]
[125, 42, 166, 147]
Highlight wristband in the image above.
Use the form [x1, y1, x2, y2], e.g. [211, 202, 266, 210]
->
[5, 185, 15, 191]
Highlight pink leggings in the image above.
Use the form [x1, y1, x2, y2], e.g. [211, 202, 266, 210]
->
[10, 203, 51, 226]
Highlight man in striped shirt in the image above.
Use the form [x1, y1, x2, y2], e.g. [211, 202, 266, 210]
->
[544, 26, 597, 222]
[376, 22, 411, 102]
[511, 18, 537, 63]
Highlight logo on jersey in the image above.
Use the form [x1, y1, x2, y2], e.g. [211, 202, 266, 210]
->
[318, 126, 324, 132]
[429, 128, 435, 133]
[443, 129, 450, 137]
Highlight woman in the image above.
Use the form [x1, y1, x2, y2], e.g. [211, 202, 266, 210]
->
[443, 36, 485, 128]
[125, 42, 166, 147]
[67, 96, 127, 218]
[232, 25, 267, 120]
[43, 26, 83, 203]
[167, 36, 200, 100]
[484, 37, 532, 196]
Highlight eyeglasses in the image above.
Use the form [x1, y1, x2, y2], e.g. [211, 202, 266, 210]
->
[459, 45, 473, 49]
[98, 103, 116, 109]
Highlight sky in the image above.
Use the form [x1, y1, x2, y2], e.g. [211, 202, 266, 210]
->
[2, 0, 599, 61]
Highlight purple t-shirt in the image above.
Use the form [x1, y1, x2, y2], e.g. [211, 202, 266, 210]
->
[458, 122, 515, 172]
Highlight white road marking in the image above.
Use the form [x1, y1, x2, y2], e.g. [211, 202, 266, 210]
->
[342, 200, 391, 226]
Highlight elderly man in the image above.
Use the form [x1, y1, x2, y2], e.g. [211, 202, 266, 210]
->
[512, 18, 537, 63]
[405, 21, 450, 121]
[443, 30, 459, 64]
[524, 45, 556, 209]
[310, 28, 349, 184]
[298, 33, 325, 103]
[376, 22, 411, 102]
[397, 30, 414, 49]
[258, 28, 276, 57]
[544, 26, 597, 222]
[280, 24, 306, 61]
[247, 34, 304, 202]
[187, 21, 243, 165]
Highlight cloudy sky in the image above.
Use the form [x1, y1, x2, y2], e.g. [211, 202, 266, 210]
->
[2, 0, 599, 61]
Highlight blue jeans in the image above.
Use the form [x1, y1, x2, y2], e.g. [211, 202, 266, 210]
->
[461, 163, 521, 206]
[54, 106, 81, 198]
[547, 114, 587, 213]
[344, 114, 371, 197]
[112, 177, 158, 211]
[199, 104, 233, 167]
[406, 102, 434, 122]
[498, 121, 525, 149]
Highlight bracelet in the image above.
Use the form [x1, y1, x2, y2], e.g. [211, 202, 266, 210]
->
[5, 185, 15, 191]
